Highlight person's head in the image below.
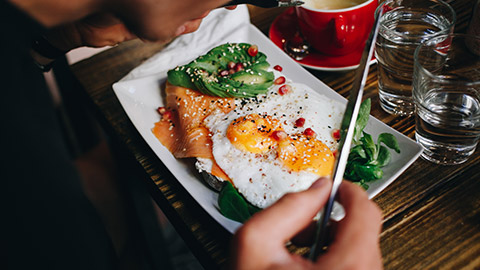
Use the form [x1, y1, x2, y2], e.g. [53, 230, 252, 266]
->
[9, 0, 230, 42]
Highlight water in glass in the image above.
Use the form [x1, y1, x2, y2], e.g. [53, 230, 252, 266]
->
[415, 90, 480, 164]
[376, 9, 453, 116]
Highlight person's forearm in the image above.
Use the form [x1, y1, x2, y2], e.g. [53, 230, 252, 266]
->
[8, 0, 102, 27]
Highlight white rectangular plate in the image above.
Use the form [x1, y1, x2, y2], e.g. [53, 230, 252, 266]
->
[113, 24, 423, 234]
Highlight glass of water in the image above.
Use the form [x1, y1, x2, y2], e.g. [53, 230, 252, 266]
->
[375, 0, 456, 116]
[413, 33, 480, 165]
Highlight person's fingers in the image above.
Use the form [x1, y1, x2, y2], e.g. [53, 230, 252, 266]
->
[175, 18, 203, 36]
[230, 178, 332, 270]
[335, 182, 382, 246]
[290, 220, 316, 246]
[174, 4, 235, 37]
[315, 181, 383, 269]
[81, 22, 137, 47]
[84, 13, 122, 27]
[238, 178, 332, 246]
[196, 10, 211, 19]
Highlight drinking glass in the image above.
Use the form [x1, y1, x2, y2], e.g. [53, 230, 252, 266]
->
[375, 0, 456, 116]
[413, 33, 480, 165]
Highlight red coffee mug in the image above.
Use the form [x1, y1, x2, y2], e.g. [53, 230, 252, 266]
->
[296, 0, 378, 56]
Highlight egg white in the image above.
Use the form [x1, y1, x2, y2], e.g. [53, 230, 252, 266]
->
[201, 74, 344, 209]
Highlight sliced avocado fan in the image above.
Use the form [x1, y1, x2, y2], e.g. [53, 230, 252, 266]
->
[167, 43, 274, 98]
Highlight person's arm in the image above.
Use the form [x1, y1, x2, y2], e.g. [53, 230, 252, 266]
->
[230, 178, 383, 270]
[29, 12, 137, 71]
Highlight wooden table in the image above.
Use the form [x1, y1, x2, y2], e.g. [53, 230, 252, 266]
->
[70, 1, 480, 269]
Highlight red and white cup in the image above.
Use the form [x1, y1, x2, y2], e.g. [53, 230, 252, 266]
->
[295, 0, 378, 56]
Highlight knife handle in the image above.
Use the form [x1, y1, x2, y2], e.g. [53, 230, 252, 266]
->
[222, 0, 282, 8]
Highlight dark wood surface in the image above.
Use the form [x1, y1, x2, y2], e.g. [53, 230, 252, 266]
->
[70, 2, 480, 269]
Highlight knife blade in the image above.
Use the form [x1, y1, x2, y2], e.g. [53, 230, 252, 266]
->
[308, 11, 382, 261]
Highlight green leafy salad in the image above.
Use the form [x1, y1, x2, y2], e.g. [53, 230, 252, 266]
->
[343, 98, 401, 189]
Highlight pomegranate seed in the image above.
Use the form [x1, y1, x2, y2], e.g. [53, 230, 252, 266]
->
[274, 76, 286, 85]
[304, 128, 316, 137]
[295, 118, 305, 128]
[157, 107, 166, 115]
[229, 69, 236, 75]
[271, 130, 287, 141]
[234, 62, 244, 72]
[333, 150, 338, 158]
[273, 65, 283, 71]
[278, 84, 291, 95]
[332, 129, 341, 140]
[227, 61, 236, 70]
[162, 110, 173, 120]
[248, 45, 258, 57]
[219, 70, 229, 77]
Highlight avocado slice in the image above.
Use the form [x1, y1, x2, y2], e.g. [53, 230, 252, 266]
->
[167, 43, 274, 98]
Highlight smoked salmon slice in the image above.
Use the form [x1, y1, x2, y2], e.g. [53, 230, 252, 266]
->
[152, 82, 235, 180]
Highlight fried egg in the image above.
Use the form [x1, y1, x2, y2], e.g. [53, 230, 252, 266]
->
[200, 73, 344, 208]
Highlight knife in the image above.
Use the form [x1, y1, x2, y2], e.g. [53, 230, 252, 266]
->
[222, 0, 304, 8]
[308, 11, 382, 261]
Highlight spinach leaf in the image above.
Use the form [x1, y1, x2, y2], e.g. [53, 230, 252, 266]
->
[344, 98, 401, 189]
[354, 164, 383, 181]
[349, 145, 367, 161]
[360, 132, 377, 161]
[354, 98, 371, 143]
[247, 204, 262, 216]
[373, 145, 391, 167]
[345, 160, 363, 181]
[354, 180, 370, 190]
[347, 162, 383, 182]
[218, 182, 252, 223]
[378, 133, 401, 153]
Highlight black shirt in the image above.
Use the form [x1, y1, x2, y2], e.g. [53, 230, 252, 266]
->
[0, 1, 117, 269]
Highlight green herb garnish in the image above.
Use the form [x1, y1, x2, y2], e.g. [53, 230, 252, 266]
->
[218, 182, 260, 223]
[345, 98, 401, 189]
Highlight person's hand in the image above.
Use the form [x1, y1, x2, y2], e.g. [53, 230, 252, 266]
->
[42, 13, 136, 52]
[43, 10, 213, 51]
[12, 0, 235, 45]
[106, 0, 232, 42]
[43, 3, 236, 51]
[70, 4, 236, 46]
[17, 0, 236, 51]
[229, 178, 383, 270]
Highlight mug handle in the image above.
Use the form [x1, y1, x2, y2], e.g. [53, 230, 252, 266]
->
[334, 15, 347, 48]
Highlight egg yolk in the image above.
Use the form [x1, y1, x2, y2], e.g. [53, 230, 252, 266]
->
[277, 134, 334, 176]
[227, 114, 282, 154]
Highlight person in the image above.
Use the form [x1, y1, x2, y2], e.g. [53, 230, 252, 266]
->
[230, 178, 383, 270]
[0, 0, 383, 268]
